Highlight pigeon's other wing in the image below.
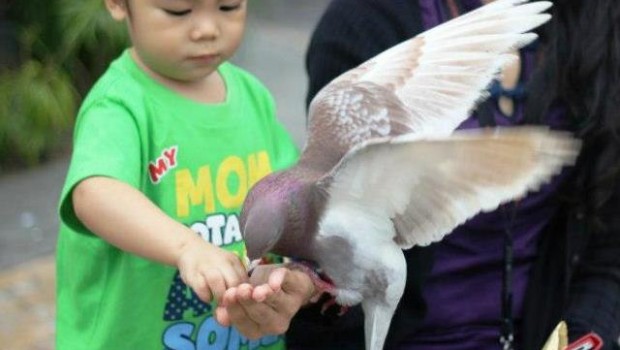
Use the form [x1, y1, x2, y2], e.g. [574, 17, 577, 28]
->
[309, 0, 552, 137]
[302, 81, 413, 172]
[316, 127, 580, 249]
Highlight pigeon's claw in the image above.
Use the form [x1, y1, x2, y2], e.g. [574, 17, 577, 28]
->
[320, 298, 337, 315]
[319, 298, 350, 316]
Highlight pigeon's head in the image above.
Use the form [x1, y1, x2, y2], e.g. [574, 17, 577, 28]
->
[240, 174, 288, 260]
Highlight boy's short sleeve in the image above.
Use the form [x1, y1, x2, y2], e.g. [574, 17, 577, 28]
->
[59, 98, 142, 233]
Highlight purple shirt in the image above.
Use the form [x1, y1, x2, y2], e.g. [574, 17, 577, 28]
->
[399, 1, 573, 349]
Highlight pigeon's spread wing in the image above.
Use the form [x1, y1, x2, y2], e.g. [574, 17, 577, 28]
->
[307, 0, 552, 139]
[317, 127, 580, 248]
[302, 82, 413, 171]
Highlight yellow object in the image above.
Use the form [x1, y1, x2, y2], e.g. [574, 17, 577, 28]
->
[541, 321, 569, 350]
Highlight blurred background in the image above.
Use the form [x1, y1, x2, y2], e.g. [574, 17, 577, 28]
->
[0, 0, 329, 347]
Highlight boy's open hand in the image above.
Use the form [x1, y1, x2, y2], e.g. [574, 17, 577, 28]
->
[176, 235, 248, 304]
[213, 265, 318, 339]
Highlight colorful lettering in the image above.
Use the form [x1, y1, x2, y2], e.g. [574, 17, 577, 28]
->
[217, 156, 247, 209]
[163, 322, 195, 350]
[149, 146, 179, 183]
[176, 167, 216, 217]
[175, 152, 272, 218]
[162, 317, 282, 350]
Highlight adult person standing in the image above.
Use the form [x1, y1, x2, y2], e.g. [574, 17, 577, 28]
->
[285, 0, 620, 349]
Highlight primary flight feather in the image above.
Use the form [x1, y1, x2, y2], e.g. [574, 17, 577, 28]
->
[240, 1, 579, 349]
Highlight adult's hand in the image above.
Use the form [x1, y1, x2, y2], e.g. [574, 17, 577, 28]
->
[214, 264, 319, 339]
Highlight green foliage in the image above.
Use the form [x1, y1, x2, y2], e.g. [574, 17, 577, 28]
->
[0, 60, 77, 166]
[0, 0, 128, 168]
[6, 0, 62, 61]
[59, 0, 128, 88]
[59, 0, 127, 58]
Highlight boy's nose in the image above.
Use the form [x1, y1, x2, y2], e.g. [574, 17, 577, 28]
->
[190, 18, 219, 41]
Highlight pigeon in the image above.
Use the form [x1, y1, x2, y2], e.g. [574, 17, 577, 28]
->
[240, 1, 580, 349]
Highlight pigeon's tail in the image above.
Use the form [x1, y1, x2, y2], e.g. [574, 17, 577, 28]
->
[362, 299, 398, 350]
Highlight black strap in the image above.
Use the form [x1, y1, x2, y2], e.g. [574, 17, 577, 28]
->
[500, 204, 519, 350]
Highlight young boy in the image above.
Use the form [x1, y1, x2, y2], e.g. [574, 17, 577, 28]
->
[55, 0, 298, 348]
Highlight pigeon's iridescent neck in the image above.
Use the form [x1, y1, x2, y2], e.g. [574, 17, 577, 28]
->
[261, 168, 325, 261]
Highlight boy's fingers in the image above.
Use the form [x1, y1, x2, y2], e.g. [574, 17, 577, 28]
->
[267, 267, 288, 292]
[220, 287, 239, 308]
[252, 284, 275, 302]
[190, 273, 212, 303]
[214, 306, 231, 326]
[229, 254, 249, 280]
[221, 264, 245, 289]
[203, 270, 226, 303]
[237, 283, 254, 301]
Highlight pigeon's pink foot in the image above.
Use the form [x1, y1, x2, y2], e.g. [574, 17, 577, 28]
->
[337, 305, 350, 316]
[320, 297, 337, 314]
[318, 296, 350, 315]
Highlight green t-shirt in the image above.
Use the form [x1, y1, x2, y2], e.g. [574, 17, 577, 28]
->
[56, 50, 299, 350]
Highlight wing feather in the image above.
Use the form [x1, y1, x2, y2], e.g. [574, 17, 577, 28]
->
[317, 127, 580, 249]
[307, 0, 552, 140]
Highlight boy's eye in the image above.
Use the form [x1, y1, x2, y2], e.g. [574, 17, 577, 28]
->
[220, 3, 241, 11]
[164, 9, 191, 16]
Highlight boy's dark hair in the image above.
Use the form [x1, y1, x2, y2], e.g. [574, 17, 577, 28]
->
[525, 0, 620, 227]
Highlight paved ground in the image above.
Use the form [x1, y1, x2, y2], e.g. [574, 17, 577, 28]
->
[0, 1, 329, 347]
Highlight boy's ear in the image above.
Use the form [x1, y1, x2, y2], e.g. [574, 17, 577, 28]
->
[105, 0, 129, 21]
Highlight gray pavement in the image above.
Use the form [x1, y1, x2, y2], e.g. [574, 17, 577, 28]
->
[0, 157, 69, 269]
[0, 0, 330, 270]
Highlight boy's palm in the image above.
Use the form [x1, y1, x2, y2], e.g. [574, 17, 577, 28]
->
[214, 266, 316, 339]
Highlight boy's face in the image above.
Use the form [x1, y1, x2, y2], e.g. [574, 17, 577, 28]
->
[106, 0, 247, 83]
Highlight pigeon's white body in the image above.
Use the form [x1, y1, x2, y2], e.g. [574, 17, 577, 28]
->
[318, 207, 406, 349]
[240, 1, 580, 349]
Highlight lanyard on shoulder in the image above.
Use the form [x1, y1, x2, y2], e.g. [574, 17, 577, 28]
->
[500, 202, 519, 350]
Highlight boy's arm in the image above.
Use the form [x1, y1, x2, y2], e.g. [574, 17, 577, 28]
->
[72, 175, 248, 303]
